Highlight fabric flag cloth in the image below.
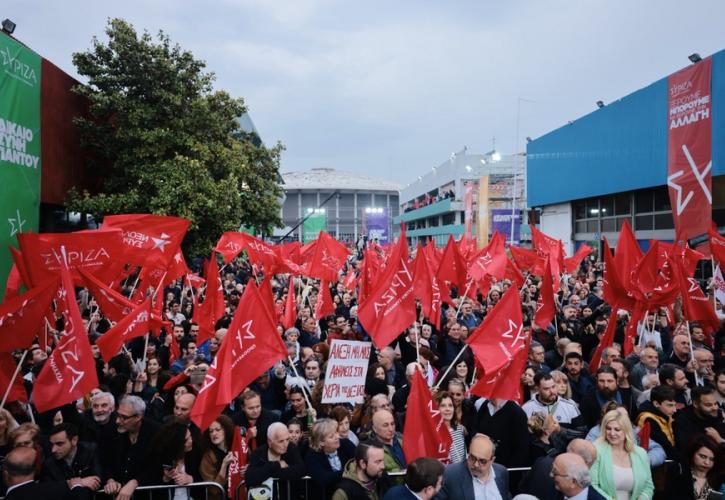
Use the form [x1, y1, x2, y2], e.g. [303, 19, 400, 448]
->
[102, 214, 190, 270]
[314, 279, 335, 320]
[639, 421, 651, 451]
[613, 220, 643, 289]
[673, 257, 720, 332]
[666, 57, 713, 242]
[470, 326, 529, 403]
[0, 352, 28, 403]
[17, 229, 124, 286]
[282, 279, 297, 330]
[33, 263, 99, 413]
[412, 243, 443, 330]
[564, 244, 595, 274]
[358, 229, 417, 349]
[215, 232, 280, 273]
[227, 426, 249, 499]
[509, 245, 540, 275]
[305, 231, 349, 282]
[714, 263, 725, 307]
[9, 246, 31, 291]
[79, 268, 134, 323]
[191, 281, 288, 430]
[530, 225, 565, 278]
[710, 226, 725, 266]
[96, 299, 151, 362]
[436, 235, 468, 291]
[3, 263, 21, 300]
[534, 258, 556, 330]
[468, 232, 508, 282]
[589, 311, 619, 375]
[466, 286, 526, 370]
[402, 369, 451, 463]
[0, 276, 60, 352]
[602, 237, 636, 311]
[192, 255, 225, 345]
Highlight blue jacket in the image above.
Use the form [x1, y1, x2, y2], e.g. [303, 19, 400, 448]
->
[434, 461, 510, 500]
[383, 485, 419, 500]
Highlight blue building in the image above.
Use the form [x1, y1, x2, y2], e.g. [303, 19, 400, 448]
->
[527, 50, 725, 254]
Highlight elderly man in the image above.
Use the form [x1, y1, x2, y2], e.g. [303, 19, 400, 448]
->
[371, 409, 406, 475]
[629, 347, 660, 391]
[378, 347, 405, 389]
[521, 438, 597, 500]
[245, 422, 306, 489]
[3, 447, 84, 499]
[551, 453, 605, 500]
[435, 434, 510, 500]
[101, 395, 159, 500]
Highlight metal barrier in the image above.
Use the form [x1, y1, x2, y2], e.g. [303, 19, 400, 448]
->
[90, 481, 228, 499]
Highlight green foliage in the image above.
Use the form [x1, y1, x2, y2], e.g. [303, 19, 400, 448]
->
[67, 18, 283, 256]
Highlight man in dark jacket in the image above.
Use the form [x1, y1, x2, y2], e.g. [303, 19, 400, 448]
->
[462, 398, 529, 467]
[4, 447, 87, 500]
[674, 386, 725, 453]
[231, 390, 280, 450]
[42, 423, 102, 493]
[331, 441, 391, 500]
[635, 385, 679, 461]
[245, 422, 306, 495]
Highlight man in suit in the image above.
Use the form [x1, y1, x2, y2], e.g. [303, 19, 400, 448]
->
[551, 453, 606, 500]
[3, 447, 88, 500]
[383, 457, 444, 500]
[435, 433, 510, 500]
[520, 439, 597, 500]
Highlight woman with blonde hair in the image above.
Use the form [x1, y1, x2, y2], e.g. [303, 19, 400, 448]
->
[550, 370, 573, 400]
[304, 418, 355, 499]
[591, 409, 654, 499]
[0, 408, 19, 458]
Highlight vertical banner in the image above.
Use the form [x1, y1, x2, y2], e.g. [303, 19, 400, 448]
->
[303, 209, 327, 242]
[476, 175, 489, 248]
[491, 209, 522, 245]
[667, 58, 712, 243]
[363, 208, 389, 244]
[0, 34, 42, 300]
[463, 182, 474, 240]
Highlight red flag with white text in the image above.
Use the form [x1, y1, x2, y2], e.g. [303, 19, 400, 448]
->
[0, 276, 60, 352]
[402, 369, 452, 462]
[227, 426, 249, 498]
[96, 299, 151, 362]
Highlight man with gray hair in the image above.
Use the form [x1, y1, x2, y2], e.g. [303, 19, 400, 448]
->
[245, 421, 306, 489]
[551, 453, 605, 499]
[520, 439, 598, 499]
[101, 395, 159, 500]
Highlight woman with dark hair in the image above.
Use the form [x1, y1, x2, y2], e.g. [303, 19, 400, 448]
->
[133, 357, 172, 402]
[667, 435, 722, 499]
[436, 391, 466, 463]
[329, 406, 359, 446]
[200, 415, 240, 500]
[143, 419, 201, 498]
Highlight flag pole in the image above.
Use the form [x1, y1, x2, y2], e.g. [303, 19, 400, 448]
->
[455, 281, 474, 317]
[685, 320, 702, 387]
[127, 269, 142, 300]
[712, 257, 719, 312]
[0, 350, 28, 413]
[140, 272, 168, 372]
[433, 345, 469, 390]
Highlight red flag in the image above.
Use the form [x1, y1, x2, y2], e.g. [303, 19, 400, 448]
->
[305, 231, 349, 282]
[667, 57, 712, 242]
[504, 258, 525, 289]
[436, 235, 467, 290]
[468, 232, 508, 282]
[466, 287, 525, 370]
[96, 299, 151, 362]
[630, 241, 678, 307]
[402, 369, 452, 462]
[191, 281, 287, 430]
[613, 220, 643, 288]
[534, 259, 556, 330]
[79, 269, 134, 323]
[564, 244, 594, 274]
[227, 426, 249, 498]
[3, 263, 21, 300]
[0, 353, 27, 403]
[282, 279, 297, 330]
[589, 310, 619, 375]
[9, 247, 31, 291]
[33, 264, 98, 413]
[602, 237, 636, 311]
[639, 421, 651, 450]
[358, 231, 417, 348]
[674, 257, 720, 332]
[0, 276, 60, 352]
[17, 230, 124, 286]
[215, 232, 280, 272]
[470, 327, 529, 402]
[531, 225, 564, 278]
[192, 255, 225, 345]
[412, 244, 443, 330]
[103, 214, 190, 270]
[509, 245, 540, 275]
[709, 226, 725, 266]
[315, 279, 336, 320]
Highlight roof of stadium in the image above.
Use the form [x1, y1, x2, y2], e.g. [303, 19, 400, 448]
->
[281, 168, 401, 192]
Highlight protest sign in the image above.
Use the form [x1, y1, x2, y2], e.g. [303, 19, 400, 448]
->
[321, 340, 372, 404]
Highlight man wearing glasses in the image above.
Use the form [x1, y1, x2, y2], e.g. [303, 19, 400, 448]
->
[550, 453, 605, 500]
[101, 395, 159, 500]
[435, 434, 510, 499]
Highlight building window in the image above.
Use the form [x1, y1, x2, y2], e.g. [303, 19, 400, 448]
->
[442, 213, 455, 225]
[635, 215, 654, 230]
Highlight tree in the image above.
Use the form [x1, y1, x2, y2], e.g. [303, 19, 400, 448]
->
[67, 18, 283, 256]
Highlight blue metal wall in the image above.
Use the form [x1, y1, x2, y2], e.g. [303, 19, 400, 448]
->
[527, 49, 725, 207]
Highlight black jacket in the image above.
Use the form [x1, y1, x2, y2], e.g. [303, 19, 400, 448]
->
[304, 438, 356, 499]
[462, 398, 530, 467]
[100, 418, 160, 484]
[41, 442, 102, 481]
[5, 480, 90, 500]
[245, 443, 306, 487]
[230, 408, 280, 450]
[674, 406, 725, 453]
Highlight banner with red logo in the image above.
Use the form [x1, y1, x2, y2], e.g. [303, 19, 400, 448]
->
[667, 58, 712, 242]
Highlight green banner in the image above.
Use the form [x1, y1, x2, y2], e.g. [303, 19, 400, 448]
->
[0, 34, 42, 299]
[303, 209, 326, 242]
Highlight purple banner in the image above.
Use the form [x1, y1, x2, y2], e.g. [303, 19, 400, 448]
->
[364, 208, 389, 244]
[491, 209, 521, 245]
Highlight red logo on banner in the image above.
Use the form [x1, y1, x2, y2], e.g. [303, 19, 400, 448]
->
[667, 58, 712, 241]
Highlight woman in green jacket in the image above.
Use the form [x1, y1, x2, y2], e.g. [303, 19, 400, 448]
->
[591, 408, 654, 500]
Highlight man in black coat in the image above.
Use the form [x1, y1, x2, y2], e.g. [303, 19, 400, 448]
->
[230, 390, 280, 450]
[41, 423, 102, 494]
[245, 422, 306, 491]
[520, 438, 598, 500]
[462, 397, 529, 467]
[674, 386, 725, 452]
[3, 447, 89, 500]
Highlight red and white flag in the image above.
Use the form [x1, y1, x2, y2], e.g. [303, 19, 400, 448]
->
[96, 299, 151, 362]
[227, 426, 249, 498]
[402, 369, 452, 462]
[0, 276, 60, 352]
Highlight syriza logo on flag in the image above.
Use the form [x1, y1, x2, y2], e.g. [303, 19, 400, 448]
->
[103, 214, 190, 269]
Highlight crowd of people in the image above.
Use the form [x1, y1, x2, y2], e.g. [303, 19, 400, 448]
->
[1, 241, 724, 500]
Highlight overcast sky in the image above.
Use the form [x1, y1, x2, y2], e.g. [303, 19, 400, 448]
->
[5, 1, 725, 184]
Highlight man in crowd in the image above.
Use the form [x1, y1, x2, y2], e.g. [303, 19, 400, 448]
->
[580, 366, 628, 429]
[629, 347, 660, 391]
[3, 447, 86, 499]
[435, 434, 510, 500]
[245, 422, 305, 490]
[231, 390, 280, 450]
[378, 347, 405, 389]
[551, 453, 605, 500]
[674, 386, 725, 452]
[636, 385, 679, 460]
[463, 396, 530, 468]
[521, 438, 598, 499]
[528, 341, 551, 374]
[332, 441, 390, 500]
[563, 352, 594, 404]
[371, 409, 406, 474]
[382, 457, 443, 500]
[523, 372, 582, 424]
[42, 423, 102, 493]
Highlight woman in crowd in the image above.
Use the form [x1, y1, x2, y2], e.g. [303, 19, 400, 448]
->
[134, 357, 171, 402]
[527, 412, 564, 461]
[436, 391, 466, 463]
[9, 423, 44, 476]
[591, 409, 654, 499]
[522, 366, 537, 401]
[145, 419, 201, 499]
[200, 415, 238, 499]
[550, 370, 573, 400]
[667, 435, 722, 499]
[330, 406, 359, 446]
[0, 408, 19, 459]
[304, 418, 355, 499]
